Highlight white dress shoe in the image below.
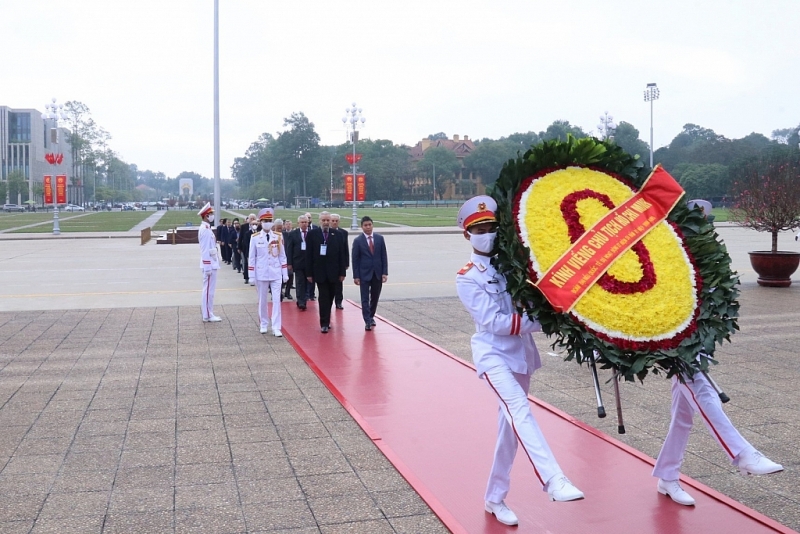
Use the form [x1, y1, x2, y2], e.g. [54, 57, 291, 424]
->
[657, 479, 695, 506]
[273, 330, 283, 337]
[737, 450, 783, 475]
[259, 326, 268, 334]
[484, 500, 518, 526]
[206, 315, 222, 322]
[546, 475, 584, 502]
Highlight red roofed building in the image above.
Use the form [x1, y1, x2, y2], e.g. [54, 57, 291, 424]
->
[406, 134, 483, 200]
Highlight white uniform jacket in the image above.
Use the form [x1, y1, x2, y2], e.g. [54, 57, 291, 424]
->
[198, 222, 220, 272]
[456, 253, 542, 378]
[249, 230, 289, 282]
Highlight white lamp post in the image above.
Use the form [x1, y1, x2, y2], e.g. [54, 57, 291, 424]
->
[42, 98, 66, 235]
[643, 83, 660, 168]
[597, 111, 617, 141]
[342, 102, 366, 230]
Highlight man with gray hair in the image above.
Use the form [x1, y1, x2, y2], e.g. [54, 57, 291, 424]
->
[330, 214, 349, 309]
[286, 214, 310, 310]
[305, 211, 347, 333]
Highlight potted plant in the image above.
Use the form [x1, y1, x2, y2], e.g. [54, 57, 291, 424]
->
[730, 147, 800, 287]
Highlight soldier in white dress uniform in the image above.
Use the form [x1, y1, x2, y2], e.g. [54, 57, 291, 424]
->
[455, 195, 584, 527]
[652, 371, 783, 505]
[249, 209, 288, 337]
[198, 202, 221, 322]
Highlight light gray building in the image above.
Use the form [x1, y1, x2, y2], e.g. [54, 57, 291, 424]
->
[1, 105, 72, 205]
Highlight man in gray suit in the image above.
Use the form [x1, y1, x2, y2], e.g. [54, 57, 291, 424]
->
[351, 216, 388, 331]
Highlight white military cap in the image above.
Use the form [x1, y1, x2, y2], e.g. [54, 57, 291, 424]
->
[457, 195, 497, 230]
[197, 202, 213, 218]
[687, 199, 712, 216]
[257, 207, 274, 221]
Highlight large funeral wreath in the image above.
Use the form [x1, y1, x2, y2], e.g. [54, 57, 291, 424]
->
[489, 136, 740, 382]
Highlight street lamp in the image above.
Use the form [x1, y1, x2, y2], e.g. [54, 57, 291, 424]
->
[342, 102, 366, 230]
[597, 111, 617, 141]
[42, 98, 66, 235]
[643, 83, 660, 168]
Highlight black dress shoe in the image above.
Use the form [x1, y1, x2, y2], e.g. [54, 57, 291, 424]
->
[321, 326, 329, 333]
[244, 279, 249, 284]
[309, 297, 316, 301]
[365, 324, 372, 331]
[285, 294, 293, 300]
[370, 319, 377, 327]
[336, 305, 344, 310]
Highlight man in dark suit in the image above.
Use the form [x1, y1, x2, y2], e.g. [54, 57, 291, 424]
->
[330, 214, 349, 309]
[216, 218, 229, 264]
[352, 216, 388, 330]
[285, 215, 310, 310]
[304, 212, 317, 301]
[238, 214, 257, 284]
[305, 211, 347, 333]
[229, 218, 242, 272]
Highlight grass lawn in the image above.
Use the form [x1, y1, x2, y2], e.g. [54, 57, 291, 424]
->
[279, 207, 460, 227]
[10, 211, 153, 233]
[151, 209, 242, 232]
[711, 207, 730, 222]
[0, 212, 63, 231]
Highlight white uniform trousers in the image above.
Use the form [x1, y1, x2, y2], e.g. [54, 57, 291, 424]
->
[256, 279, 283, 331]
[483, 365, 563, 503]
[201, 270, 218, 320]
[652, 373, 752, 481]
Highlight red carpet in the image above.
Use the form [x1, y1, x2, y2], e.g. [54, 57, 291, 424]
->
[281, 300, 795, 534]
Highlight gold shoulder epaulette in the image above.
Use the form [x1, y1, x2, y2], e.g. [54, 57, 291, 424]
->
[457, 261, 474, 275]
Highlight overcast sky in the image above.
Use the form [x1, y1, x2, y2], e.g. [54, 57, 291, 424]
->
[3, 0, 798, 179]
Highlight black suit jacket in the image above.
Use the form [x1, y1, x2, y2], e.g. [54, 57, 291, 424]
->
[337, 228, 350, 268]
[238, 225, 255, 254]
[352, 232, 388, 281]
[285, 228, 309, 271]
[305, 227, 347, 283]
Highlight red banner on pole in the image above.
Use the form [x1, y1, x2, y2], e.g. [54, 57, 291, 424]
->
[44, 175, 53, 204]
[345, 153, 362, 165]
[356, 174, 366, 202]
[56, 175, 67, 204]
[344, 174, 354, 202]
[535, 166, 685, 312]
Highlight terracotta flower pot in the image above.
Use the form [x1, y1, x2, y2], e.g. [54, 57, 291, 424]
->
[748, 251, 800, 287]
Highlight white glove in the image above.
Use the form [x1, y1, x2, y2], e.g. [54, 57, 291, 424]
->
[282, 275, 289, 283]
[249, 279, 255, 286]
[203, 268, 211, 276]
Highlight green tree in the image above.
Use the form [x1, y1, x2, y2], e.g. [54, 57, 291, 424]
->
[417, 147, 460, 200]
[354, 139, 414, 200]
[274, 112, 321, 199]
[464, 140, 517, 186]
[611, 122, 650, 163]
[7, 170, 27, 203]
[426, 132, 448, 140]
[501, 131, 541, 151]
[540, 120, 587, 142]
[673, 163, 730, 199]
[0, 181, 6, 203]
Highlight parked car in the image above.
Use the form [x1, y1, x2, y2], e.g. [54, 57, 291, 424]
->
[3, 204, 25, 212]
[64, 204, 85, 212]
[373, 200, 391, 208]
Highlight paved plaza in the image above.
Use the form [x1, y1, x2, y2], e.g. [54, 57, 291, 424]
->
[0, 227, 798, 533]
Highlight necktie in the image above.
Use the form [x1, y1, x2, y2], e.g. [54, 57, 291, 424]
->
[368, 235, 374, 254]
[302, 230, 306, 242]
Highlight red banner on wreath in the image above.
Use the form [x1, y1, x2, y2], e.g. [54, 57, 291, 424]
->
[56, 175, 67, 204]
[356, 174, 366, 202]
[535, 166, 685, 312]
[344, 174, 354, 202]
[44, 175, 53, 204]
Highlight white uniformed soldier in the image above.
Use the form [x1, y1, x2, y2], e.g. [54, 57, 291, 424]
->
[198, 202, 221, 322]
[653, 371, 783, 506]
[248, 209, 288, 336]
[455, 195, 584, 527]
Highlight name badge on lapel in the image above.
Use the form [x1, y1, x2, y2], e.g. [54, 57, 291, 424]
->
[320, 245, 327, 256]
